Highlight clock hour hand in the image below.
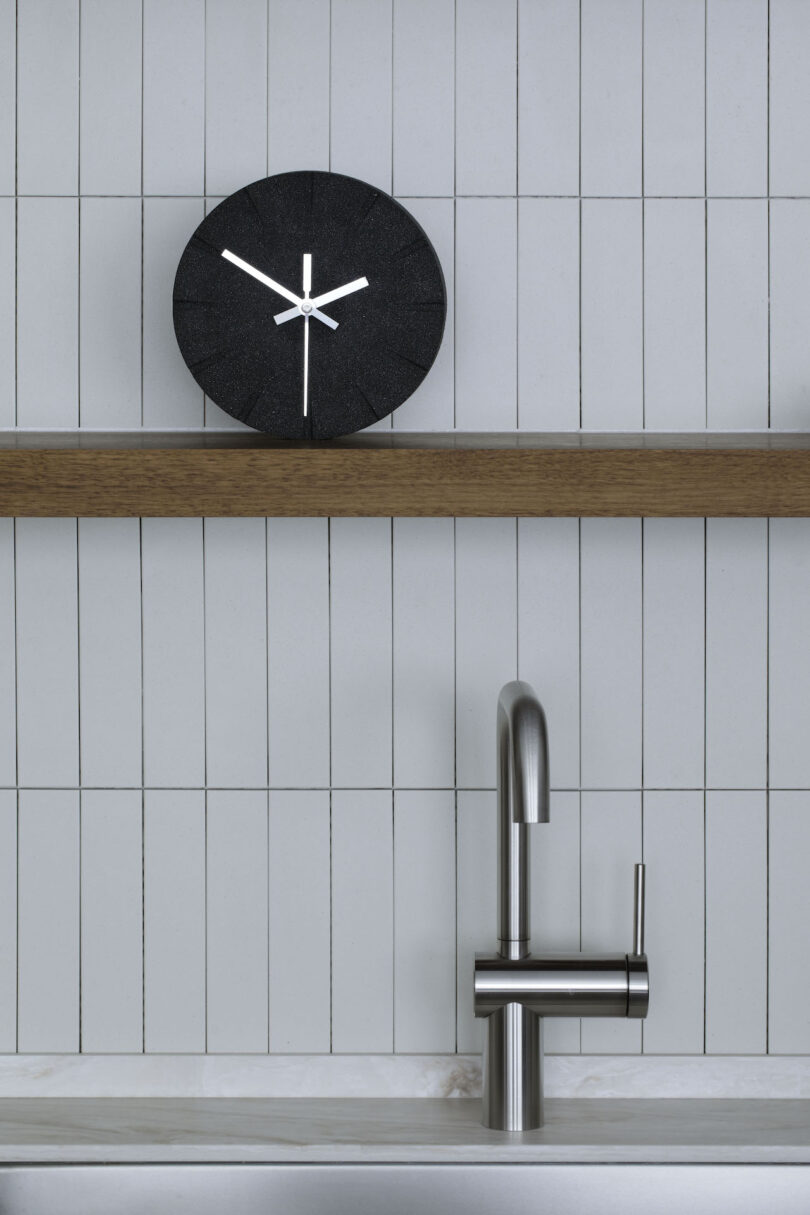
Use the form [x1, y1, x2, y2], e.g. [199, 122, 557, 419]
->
[273, 276, 369, 325]
[221, 249, 338, 330]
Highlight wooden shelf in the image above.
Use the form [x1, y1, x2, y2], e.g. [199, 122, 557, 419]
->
[1, 431, 809, 517]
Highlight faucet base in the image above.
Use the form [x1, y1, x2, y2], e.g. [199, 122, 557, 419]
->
[481, 1003, 543, 1131]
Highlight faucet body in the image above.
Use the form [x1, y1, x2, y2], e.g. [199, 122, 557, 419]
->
[475, 681, 649, 1132]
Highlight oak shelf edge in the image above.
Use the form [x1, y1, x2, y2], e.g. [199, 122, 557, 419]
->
[0, 432, 809, 517]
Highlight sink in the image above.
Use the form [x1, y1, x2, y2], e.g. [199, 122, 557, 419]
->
[0, 1164, 809, 1215]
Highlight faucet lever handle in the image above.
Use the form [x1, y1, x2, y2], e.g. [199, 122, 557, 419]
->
[632, 863, 645, 956]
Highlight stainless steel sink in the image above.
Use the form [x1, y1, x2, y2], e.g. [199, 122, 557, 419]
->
[0, 1164, 808, 1215]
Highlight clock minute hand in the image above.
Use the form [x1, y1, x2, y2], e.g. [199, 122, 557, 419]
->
[273, 276, 369, 325]
[222, 249, 338, 330]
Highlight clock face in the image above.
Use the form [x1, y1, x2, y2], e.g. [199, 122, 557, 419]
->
[173, 170, 446, 439]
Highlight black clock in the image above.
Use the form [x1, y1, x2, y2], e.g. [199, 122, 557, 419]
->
[173, 170, 446, 439]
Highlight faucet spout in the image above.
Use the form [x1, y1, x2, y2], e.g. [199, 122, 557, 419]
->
[497, 681, 549, 959]
[498, 681, 550, 826]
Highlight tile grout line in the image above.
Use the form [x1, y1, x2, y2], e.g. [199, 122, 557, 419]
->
[75, 517, 82, 1053]
[139, 518, 146, 1055]
[765, 0, 772, 1056]
[264, 516, 270, 1053]
[12, 516, 18, 1052]
[640, 0, 645, 431]
[577, 0, 583, 1055]
[702, 517, 708, 1054]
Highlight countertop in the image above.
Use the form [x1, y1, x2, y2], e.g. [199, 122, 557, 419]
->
[0, 1098, 808, 1164]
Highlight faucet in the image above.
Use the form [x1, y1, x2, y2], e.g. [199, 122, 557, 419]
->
[474, 681, 649, 1131]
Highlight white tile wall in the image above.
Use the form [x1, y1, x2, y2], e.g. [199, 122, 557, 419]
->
[3, 0, 810, 1070]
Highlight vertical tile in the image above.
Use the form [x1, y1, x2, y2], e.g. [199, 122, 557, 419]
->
[770, 521, 810, 787]
[0, 0, 15, 194]
[580, 519, 642, 789]
[706, 0, 768, 196]
[457, 790, 496, 1053]
[0, 792, 16, 1052]
[0, 199, 13, 426]
[393, 519, 454, 788]
[80, 0, 142, 195]
[580, 0, 641, 196]
[530, 791, 580, 1053]
[643, 519, 705, 789]
[330, 519, 392, 789]
[205, 0, 267, 197]
[642, 791, 704, 1053]
[455, 198, 517, 429]
[706, 519, 767, 789]
[207, 790, 268, 1053]
[770, 201, 810, 430]
[17, 198, 78, 427]
[17, 0, 78, 193]
[80, 199, 142, 429]
[267, 0, 330, 174]
[393, 0, 454, 196]
[643, 200, 705, 429]
[581, 200, 643, 430]
[0, 521, 14, 787]
[518, 0, 579, 196]
[17, 790, 79, 1053]
[518, 198, 579, 430]
[78, 519, 142, 788]
[204, 519, 268, 789]
[770, 792, 810, 1053]
[15, 519, 79, 788]
[770, 0, 810, 195]
[517, 518, 580, 789]
[456, 0, 517, 195]
[267, 519, 330, 788]
[144, 790, 206, 1053]
[80, 790, 143, 1053]
[331, 0, 393, 191]
[143, 197, 205, 428]
[642, 0, 704, 196]
[332, 790, 393, 1052]
[705, 791, 767, 1052]
[200, 192, 249, 432]
[580, 791, 642, 1053]
[394, 790, 456, 1052]
[143, 0, 204, 194]
[455, 519, 517, 789]
[141, 519, 205, 788]
[706, 200, 769, 428]
[392, 198, 454, 430]
[268, 791, 331, 1051]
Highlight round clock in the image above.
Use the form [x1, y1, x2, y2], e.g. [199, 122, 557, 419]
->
[173, 170, 446, 439]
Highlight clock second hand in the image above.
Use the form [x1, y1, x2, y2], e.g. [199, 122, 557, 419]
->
[302, 253, 312, 418]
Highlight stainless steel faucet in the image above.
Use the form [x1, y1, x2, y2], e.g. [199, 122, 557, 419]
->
[474, 681, 650, 1131]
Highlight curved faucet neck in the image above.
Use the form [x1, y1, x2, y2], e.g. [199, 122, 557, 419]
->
[496, 682, 550, 958]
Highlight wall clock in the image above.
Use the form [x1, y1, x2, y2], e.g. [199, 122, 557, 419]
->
[173, 170, 446, 439]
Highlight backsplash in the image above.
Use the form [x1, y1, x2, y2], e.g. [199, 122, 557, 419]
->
[1, 0, 809, 1069]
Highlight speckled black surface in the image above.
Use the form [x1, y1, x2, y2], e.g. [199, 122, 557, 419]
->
[173, 171, 447, 439]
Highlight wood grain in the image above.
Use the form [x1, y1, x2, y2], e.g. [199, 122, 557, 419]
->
[1, 436, 809, 516]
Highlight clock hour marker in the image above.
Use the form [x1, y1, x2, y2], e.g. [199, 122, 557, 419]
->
[391, 236, 426, 261]
[354, 381, 385, 421]
[349, 191, 381, 232]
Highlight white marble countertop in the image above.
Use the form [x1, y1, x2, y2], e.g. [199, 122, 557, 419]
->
[0, 1098, 808, 1164]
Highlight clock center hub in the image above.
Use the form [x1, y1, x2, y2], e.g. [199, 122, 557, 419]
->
[301, 302, 313, 314]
